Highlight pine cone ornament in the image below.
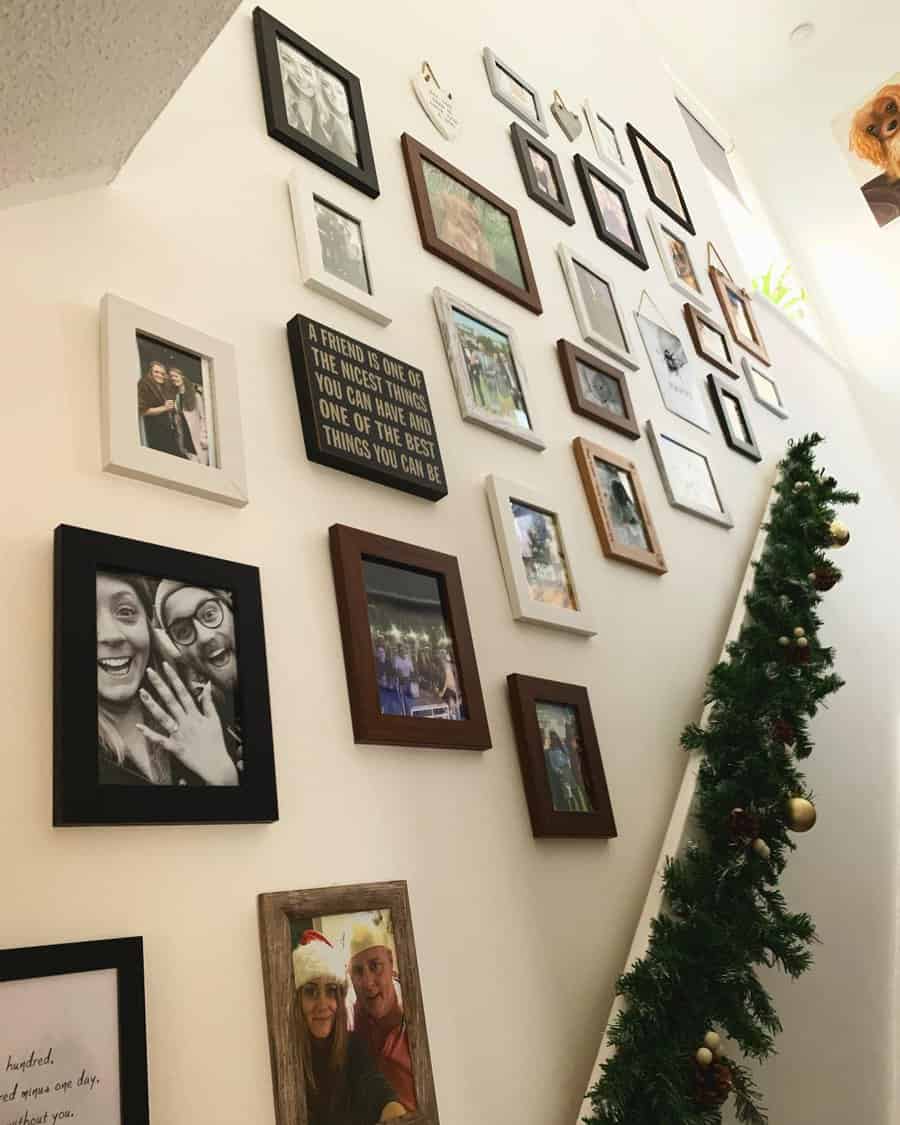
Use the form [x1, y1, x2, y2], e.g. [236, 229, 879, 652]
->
[771, 718, 795, 744]
[812, 566, 840, 592]
[787, 644, 811, 666]
[693, 1060, 733, 1107]
[728, 807, 760, 840]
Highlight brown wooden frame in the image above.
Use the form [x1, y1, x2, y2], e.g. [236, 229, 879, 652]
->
[507, 674, 617, 839]
[258, 880, 439, 1125]
[329, 524, 491, 749]
[556, 339, 639, 439]
[401, 133, 542, 315]
[709, 266, 771, 365]
[573, 437, 667, 574]
[683, 301, 738, 378]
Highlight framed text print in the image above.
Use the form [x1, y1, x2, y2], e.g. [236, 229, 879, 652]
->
[646, 210, 710, 310]
[482, 48, 549, 137]
[574, 154, 648, 270]
[558, 244, 638, 369]
[510, 122, 575, 225]
[707, 374, 762, 461]
[709, 266, 771, 365]
[627, 123, 695, 234]
[556, 338, 639, 439]
[742, 356, 788, 419]
[646, 419, 733, 527]
[634, 310, 710, 432]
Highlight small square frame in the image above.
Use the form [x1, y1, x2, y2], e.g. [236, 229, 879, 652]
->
[683, 302, 739, 378]
[485, 474, 597, 636]
[556, 339, 639, 439]
[645, 210, 710, 310]
[482, 48, 549, 137]
[583, 102, 632, 184]
[433, 288, 545, 450]
[709, 266, 771, 365]
[707, 373, 762, 461]
[509, 122, 575, 225]
[646, 418, 733, 527]
[574, 154, 648, 270]
[329, 523, 491, 750]
[573, 437, 667, 574]
[626, 122, 695, 235]
[742, 356, 788, 419]
[557, 244, 638, 370]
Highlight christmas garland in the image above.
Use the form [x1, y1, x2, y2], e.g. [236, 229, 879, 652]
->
[584, 434, 859, 1125]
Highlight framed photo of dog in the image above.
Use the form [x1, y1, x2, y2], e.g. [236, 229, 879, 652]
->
[833, 73, 900, 228]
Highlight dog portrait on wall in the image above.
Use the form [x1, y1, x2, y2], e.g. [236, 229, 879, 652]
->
[833, 72, 900, 228]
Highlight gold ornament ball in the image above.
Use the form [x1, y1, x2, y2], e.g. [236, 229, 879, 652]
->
[752, 838, 771, 860]
[696, 1047, 713, 1067]
[778, 635, 790, 647]
[704, 1031, 721, 1052]
[786, 797, 817, 832]
[796, 636, 809, 648]
[793, 626, 806, 637]
[829, 520, 850, 547]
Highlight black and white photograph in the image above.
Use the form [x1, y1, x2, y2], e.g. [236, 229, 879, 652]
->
[591, 458, 652, 551]
[509, 123, 575, 224]
[635, 310, 710, 431]
[578, 359, 626, 417]
[277, 37, 359, 167]
[314, 197, 370, 293]
[136, 333, 216, 467]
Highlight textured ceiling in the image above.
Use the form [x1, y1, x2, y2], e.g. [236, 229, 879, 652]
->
[0, 0, 241, 205]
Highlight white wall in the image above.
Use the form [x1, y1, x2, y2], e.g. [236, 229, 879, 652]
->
[0, 2, 897, 1123]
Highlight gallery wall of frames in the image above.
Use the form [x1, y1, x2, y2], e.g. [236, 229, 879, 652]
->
[0, 2, 898, 1125]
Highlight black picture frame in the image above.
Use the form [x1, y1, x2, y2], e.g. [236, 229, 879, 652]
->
[626, 123, 695, 235]
[0, 936, 149, 1123]
[253, 7, 379, 198]
[509, 122, 575, 225]
[707, 374, 762, 462]
[574, 154, 648, 269]
[54, 524, 278, 825]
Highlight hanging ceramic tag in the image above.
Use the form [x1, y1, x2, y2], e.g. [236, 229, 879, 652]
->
[551, 90, 582, 141]
[412, 63, 461, 141]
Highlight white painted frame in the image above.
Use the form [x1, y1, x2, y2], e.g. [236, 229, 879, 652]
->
[646, 419, 733, 528]
[583, 101, 633, 184]
[100, 294, 248, 506]
[486, 475, 596, 636]
[742, 356, 788, 419]
[557, 244, 638, 370]
[482, 47, 549, 137]
[432, 288, 545, 450]
[289, 175, 391, 326]
[645, 209, 711, 311]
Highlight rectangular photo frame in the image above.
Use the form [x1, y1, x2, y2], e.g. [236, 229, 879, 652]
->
[583, 102, 632, 184]
[100, 293, 248, 506]
[258, 880, 438, 1125]
[574, 154, 648, 270]
[54, 523, 278, 825]
[645, 210, 711, 309]
[329, 523, 491, 749]
[507, 674, 617, 838]
[556, 339, 639, 439]
[709, 266, 771, 365]
[485, 474, 597, 636]
[482, 47, 549, 137]
[557, 244, 638, 369]
[401, 133, 542, 314]
[433, 287, 545, 450]
[509, 122, 575, 224]
[646, 418, 733, 528]
[627, 122, 695, 234]
[742, 356, 788, 419]
[683, 301, 739, 378]
[707, 373, 762, 461]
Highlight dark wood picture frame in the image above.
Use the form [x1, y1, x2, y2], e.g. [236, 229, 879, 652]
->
[253, 7, 379, 198]
[507, 674, 617, 839]
[707, 374, 762, 461]
[329, 524, 491, 750]
[574, 154, 648, 270]
[54, 524, 278, 825]
[0, 936, 149, 1123]
[556, 339, 639, 439]
[626, 123, 695, 235]
[509, 122, 575, 225]
[683, 302, 739, 378]
[258, 880, 439, 1125]
[709, 266, 771, 365]
[401, 133, 542, 314]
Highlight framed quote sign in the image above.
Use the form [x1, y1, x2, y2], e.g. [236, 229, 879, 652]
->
[287, 315, 447, 500]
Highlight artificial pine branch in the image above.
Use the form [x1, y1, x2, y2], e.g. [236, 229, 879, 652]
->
[583, 435, 859, 1125]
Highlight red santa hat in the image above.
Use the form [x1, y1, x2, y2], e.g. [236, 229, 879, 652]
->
[292, 930, 346, 990]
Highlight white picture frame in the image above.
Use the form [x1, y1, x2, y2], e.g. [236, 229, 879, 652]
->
[288, 175, 391, 326]
[645, 210, 711, 310]
[557, 244, 638, 370]
[486, 475, 596, 636]
[646, 419, 733, 528]
[633, 308, 710, 432]
[433, 288, 545, 450]
[482, 48, 549, 137]
[583, 101, 633, 184]
[742, 356, 788, 419]
[100, 294, 248, 506]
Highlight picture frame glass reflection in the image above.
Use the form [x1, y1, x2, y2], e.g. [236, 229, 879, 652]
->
[509, 501, 577, 610]
[536, 699, 595, 813]
[313, 197, 371, 295]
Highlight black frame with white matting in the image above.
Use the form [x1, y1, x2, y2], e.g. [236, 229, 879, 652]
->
[574, 154, 648, 270]
[287, 315, 447, 501]
[253, 7, 379, 198]
[509, 122, 575, 225]
[626, 123, 695, 235]
[707, 374, 762, 462]
[0, 937, 149, 1123]
[556, 338, 639, 439]
[54, 524, 278, 826]
[683, 301, 739, 379]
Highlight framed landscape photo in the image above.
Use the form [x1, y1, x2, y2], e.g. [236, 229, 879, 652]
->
[556, 338, 639, 439]
[329, 524, 491, 749]
[646, 210, 710, 309]
[573, 437, 667, 574]
[627, 123, 695, 234]
[634, 310, 710, 431]
[509, 122, 575, 224]
[646, 419, 733, 527]
[258, 880, 438, 1125]
[54, 523, 278, 825]
[557, 244, 638, 369]
[0, 936, 149, 1125]
[707, 374, 762, 461]
[583, 102, 632, 183]
[709, 266, 771, 365]
[402, 133, 542, 314]
[742, 356, 788, 419]
[482, 47, 548, 136]
[485, 475, 596, 636]
[100, 294, 248, 506]
[433, 287, 545, 450]
[507, 674, 616, 838]
[574, 154, 648, 270]
[683, 302, 739, 378]
[253, 7, 379, 197]
[289, 176, 390, 325]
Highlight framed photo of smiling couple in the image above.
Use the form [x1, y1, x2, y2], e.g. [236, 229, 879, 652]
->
[53, 523, 278, 826]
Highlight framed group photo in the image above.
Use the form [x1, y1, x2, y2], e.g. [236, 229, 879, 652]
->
[574, 154, 648, 270]
[53, 524, 278, 825]
[509, 122, 575, 225]
[646, 419, 733, 528]
[557, 244, 638, 369]
[556, 338, 639, 439]
[482, 47, 549, 136]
